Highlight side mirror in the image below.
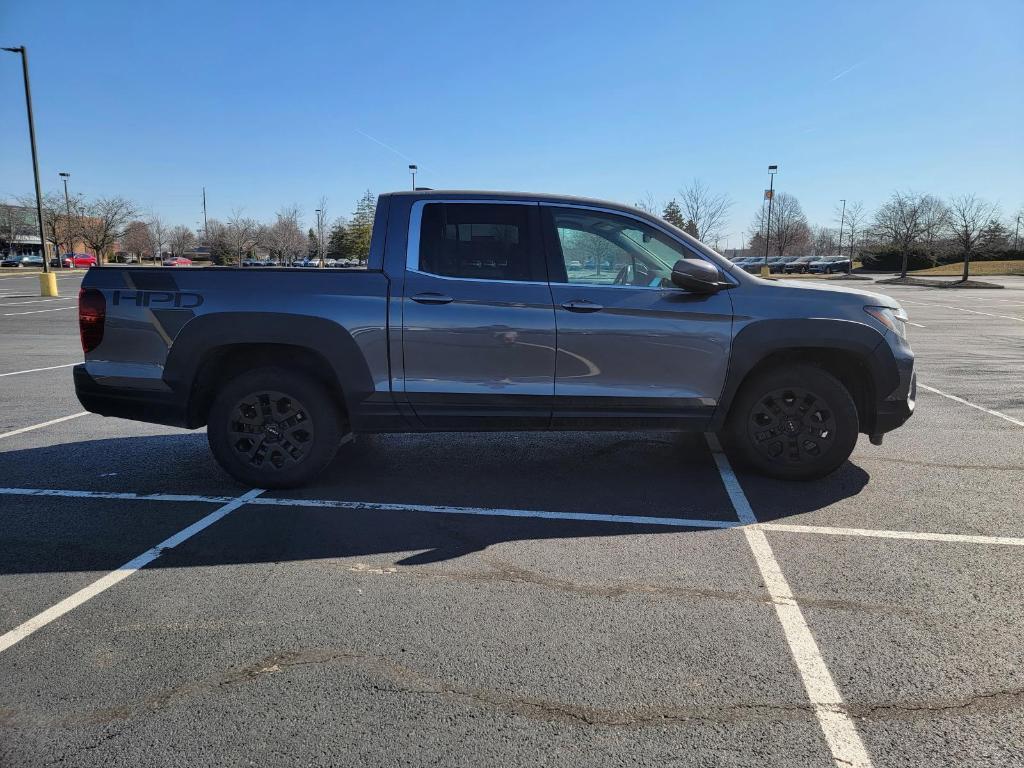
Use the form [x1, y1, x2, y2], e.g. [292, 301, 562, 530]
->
[670, 259, 724, 293]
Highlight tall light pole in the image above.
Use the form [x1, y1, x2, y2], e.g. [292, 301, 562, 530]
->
[761, 165, 778, 277]
[1014, 215, 1022, 253]
[836, 198, 847, 273]
[409, 164, 417, 190]
[315, 208, 324, 268]
[201, 187, 209, 245]
[59, 172, 72, 269]
[3, 45, 54, 294]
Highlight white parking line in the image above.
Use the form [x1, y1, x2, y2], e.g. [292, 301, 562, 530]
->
[0, 362, 77, 378]
[0, 412, 90, 440]
[919, 384, 1024, 427]
[761, 522, 1024, 547]
[705, 435, 873, 768]
[0, 487, 234, 503]
[905, 321, 926, 328]
[1, 305, 76, 316]
[0, 488, 263, 655]
[899, 299, 1024, 322]
[0, 297, 75, 306]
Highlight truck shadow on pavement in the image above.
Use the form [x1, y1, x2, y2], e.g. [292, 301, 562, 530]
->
[0, 431, 869, 571]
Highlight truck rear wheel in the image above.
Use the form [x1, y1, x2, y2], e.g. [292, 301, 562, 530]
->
[207, 366, 342, 489]
[726, 364, 858, 480]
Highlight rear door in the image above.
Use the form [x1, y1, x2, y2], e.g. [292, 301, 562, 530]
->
[541, 204, 734, 429]
[401, 201, 555, 429]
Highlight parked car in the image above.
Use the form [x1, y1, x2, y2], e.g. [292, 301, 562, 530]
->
[2, 254, 44, 268]
[74, 189, 915, 488]
[808, 256, 851, 274]
[162, 257, 192, 267]
[769, 256, 801, 273]
[58, 253, 98, 268]
[782, 256, 817, 274]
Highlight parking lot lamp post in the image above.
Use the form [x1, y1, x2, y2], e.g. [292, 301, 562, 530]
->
[761, 165, 777, 278]
[59, 172, 72, 268]
[3, 45, 55, 295]
[1014, 215, 1021, 253]
[315, 208, 324, 268]
[837, 198, 847, 274]
[409, 164, 417, 190]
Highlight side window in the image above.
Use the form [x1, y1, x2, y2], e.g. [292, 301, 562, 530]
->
[418, 203, 539, 282]
[549, 208, 688, 287]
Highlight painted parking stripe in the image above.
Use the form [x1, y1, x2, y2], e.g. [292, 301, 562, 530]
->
[0, 412, 89, 440]
[905, 321, 926, 328]
[0, 488, 263, 655]
[898, 299, 1023, 322]
[1, 305, 76, 316]
[254, 496, 738, 528]
[0, 362, 77, 378]
[0, 487, 234, 503]
[0, 297, 75, 306]
[706, 434, 873, 768]
[919, 384, 1024, 427]
[761, 522, 1024, 547]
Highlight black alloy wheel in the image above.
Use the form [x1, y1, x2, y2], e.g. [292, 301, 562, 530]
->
[228, 390, 315, 471]
[747, 386, 837, 465]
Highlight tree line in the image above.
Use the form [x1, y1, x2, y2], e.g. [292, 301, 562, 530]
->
[1, 189, 379, 267]
[637, 181, 1021, 281]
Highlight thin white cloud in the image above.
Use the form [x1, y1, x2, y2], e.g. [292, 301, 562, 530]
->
[354, 128, 418, 166]
[831, 60, 867, 81]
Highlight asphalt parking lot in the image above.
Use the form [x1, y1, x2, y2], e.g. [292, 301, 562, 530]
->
[1, 269, 1022, 767]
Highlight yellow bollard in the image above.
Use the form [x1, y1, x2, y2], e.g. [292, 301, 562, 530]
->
[760, 265, 771, 279]
[39, 271, 58, 297]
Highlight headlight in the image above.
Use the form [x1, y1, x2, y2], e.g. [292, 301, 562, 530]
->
[865, 305, 908, 339]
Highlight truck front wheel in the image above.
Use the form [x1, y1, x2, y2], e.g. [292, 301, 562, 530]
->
[207, 366, 343, 489]
[726, 364, 859, 480]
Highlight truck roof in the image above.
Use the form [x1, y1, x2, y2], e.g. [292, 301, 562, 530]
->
[382, 189, 647, 210]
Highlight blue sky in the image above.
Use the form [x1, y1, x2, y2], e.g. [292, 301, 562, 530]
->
[2, 0, 1021, 246]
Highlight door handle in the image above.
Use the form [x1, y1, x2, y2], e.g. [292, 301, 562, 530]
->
[411, 292, 454, 305]
[561, 300, 603, 313]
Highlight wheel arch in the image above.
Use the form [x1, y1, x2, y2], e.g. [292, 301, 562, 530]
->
[711, 318, 895, 435]
[164, 313, 374, 428]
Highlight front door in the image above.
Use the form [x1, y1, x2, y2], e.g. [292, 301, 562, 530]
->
[542, 205, 734, 429]
[401, 201, 556, 429]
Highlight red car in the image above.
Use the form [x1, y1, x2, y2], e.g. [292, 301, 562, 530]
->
[60, 253, 97, 268]
[162, 257, 193, 267]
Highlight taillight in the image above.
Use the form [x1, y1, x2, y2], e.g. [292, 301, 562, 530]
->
[79, 287, 106, 353]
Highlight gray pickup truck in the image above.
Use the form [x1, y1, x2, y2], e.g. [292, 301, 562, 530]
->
[75, 190, 915, 487]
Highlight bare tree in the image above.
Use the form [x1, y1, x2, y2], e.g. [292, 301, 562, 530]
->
[749, 192, 810, 257]
[150, 215, 168, 264]
[168, 225, 196, 259]
[78, 196, 138, 266]
[918, 195, 950, 266]
[634, 192, 659, 215]
[122, 221, 154, 264]
[226, 211, 259, 266]
[947, 194, 999, 281]
[873, 191, 928, 278]
[843, 201, 866, 261]
[678, 179, 732, 245]
[264, 205, 306, 265]
[813, 225, 837, 256]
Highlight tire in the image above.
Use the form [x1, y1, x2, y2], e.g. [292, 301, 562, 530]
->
[726, 364, 859, 480]
[207, 366, 343, 489]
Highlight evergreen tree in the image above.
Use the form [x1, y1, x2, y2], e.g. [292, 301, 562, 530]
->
[347, 190, 376, 263]
[661, 200, 685, 229]
[307, 228, 319, 258]
[328, 221, 349, 257]
[683, 219, 699, 238]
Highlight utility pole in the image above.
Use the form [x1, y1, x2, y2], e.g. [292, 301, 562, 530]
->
[409, 164, 417, 190]
[202, 187, 209, 245]
[761, 165, 777, 277]
[837, 198, 847, 274]
[59, 172, 72, 268]
[1014, 215, 1021, 253]
[3, 45, 54, 295]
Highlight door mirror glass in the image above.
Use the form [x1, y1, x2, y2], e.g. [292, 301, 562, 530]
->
[671, 259, 723, 293]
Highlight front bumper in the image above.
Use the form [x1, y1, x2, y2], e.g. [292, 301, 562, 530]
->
[74, 364, 189, 428]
